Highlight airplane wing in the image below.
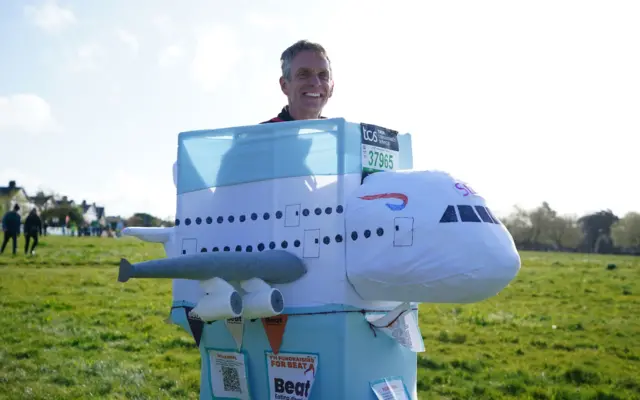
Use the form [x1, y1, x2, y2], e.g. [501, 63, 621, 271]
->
[122, 227, 174, 244]
[118, 250, 307, 284]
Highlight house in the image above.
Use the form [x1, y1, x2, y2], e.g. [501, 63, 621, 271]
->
[0, 181, 37, 214]
[2, 180, 112, 235]
[29, 192, 56, 211]
[80, 200, 107, 226]
[54, 195, 76, 208]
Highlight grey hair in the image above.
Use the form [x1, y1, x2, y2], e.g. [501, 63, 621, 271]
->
[280, 40, 331, 81]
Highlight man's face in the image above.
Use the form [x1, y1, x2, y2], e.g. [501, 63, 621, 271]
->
[280, 50, 333, 119]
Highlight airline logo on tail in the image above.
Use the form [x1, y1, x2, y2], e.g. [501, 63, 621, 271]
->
[359, 193, 408, 211]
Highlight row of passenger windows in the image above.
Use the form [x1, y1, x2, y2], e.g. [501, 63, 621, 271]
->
[175, 205, 344, 226]
[182, 227, 387, 254]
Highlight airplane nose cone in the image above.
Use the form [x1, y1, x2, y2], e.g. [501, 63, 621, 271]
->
[345, 170, 521, 304]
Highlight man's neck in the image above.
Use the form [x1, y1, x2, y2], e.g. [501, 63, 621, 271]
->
[287, 105, 321, 121]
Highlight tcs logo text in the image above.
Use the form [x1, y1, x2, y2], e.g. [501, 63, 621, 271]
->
[363, 128, 378, 143]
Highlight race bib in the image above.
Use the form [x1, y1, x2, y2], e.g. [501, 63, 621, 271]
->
[361, 123, 400, 182]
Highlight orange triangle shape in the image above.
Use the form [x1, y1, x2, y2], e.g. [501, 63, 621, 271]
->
[262, 315, 288, 355]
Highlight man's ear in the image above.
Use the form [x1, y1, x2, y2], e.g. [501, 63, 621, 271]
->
[328, 81, 334, 98]
[279, 76, 288, 95]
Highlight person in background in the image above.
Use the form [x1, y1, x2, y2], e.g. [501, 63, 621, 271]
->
[24, 208, 42, 255]
[1, 204, 21, 255]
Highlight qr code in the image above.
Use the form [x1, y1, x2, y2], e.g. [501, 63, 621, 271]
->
[222, 366, 241, 393]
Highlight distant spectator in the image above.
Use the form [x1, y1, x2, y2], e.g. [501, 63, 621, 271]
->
[1, 204, 21, 255]
[24, 208, 42, 255]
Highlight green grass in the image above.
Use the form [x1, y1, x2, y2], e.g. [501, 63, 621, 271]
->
[0, 236, 638, 399]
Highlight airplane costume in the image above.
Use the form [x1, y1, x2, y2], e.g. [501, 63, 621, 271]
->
[119, 116, 520, 399]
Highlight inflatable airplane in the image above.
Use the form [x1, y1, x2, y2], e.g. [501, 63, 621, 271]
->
[119, 118, 521, 400]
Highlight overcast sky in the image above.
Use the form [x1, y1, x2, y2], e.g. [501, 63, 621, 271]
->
[1, 0, 638, 220]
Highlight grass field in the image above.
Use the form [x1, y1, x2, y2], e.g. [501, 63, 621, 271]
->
[0, 236, 638, 399]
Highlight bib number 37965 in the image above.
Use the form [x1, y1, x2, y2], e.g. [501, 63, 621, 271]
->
[366, 148, 394, 170]
[361, 123, 400, 175]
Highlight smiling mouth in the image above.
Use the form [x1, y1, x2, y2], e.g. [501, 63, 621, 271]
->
[303, 92, 322, 98]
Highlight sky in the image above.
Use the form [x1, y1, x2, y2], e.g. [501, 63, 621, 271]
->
[0, 0, 638, 221]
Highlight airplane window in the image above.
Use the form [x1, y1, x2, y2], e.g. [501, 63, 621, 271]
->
[457, 205, 482, 222]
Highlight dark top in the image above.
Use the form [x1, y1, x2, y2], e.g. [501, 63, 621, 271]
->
[2, 211, 21, 234]
[261, 106, 326, 124]
[24, 213, 43, 236]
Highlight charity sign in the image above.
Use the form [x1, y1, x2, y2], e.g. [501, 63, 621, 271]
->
[208, 349, 250, 400]
[370, 376, 412, 400]
[365, 302, 425, 352]
[266, 351, 318, 400]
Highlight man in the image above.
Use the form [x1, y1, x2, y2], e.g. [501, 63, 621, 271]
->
[263, 40, 334, 124]
[1, 204, 21, 255]
[23, 208, 43, 255]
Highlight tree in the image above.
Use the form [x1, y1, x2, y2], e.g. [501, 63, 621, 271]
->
[546, 215, 584, 250]
[528, 202, 558, 245]
[126, 213, 165, 227]
[41, 205, 85, 227]
[578, 210, 619, 253]
[502, 203, 585, 251]
[611, 212, 640, 251]
[502, 206, 533, 246]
